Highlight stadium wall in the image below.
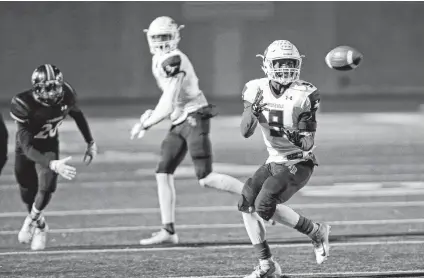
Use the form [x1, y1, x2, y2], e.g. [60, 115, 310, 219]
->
[0, 1, 423, 104]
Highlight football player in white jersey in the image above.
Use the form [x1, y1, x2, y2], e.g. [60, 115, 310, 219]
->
[130, 16, 246, 245]
[238, 40, 331, 277]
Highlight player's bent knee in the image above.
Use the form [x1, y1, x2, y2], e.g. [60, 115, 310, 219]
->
[155, 161, 176, 174]
[19, 186, 37, 205]
[38, 168, 58, 193]
[237, 178, 256, 212]
[238, 194, 255, 213]
[256, 208, 275, 221]
[255, 198, 277, 221]
[197, 168, 214, 187]
[193, 157, 212, 182]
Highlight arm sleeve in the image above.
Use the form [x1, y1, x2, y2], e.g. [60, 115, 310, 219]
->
[66, 84, 94, 144]
[240, 101, 258, 138]
[298, 90, 320, 132]
[69, 107, 94, 144]
[297, 90, 321, 151]
[10, 96, 30, 124]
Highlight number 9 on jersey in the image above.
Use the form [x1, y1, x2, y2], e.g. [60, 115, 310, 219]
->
[268, 109, 284, 137]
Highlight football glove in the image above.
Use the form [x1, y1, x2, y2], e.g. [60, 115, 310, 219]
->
[49, 156, 76, 180]
[251, 88, 268, 117]
[130, 109, 153, 140]
[84, 141, 97, 165]
[284, 129, 303, 148]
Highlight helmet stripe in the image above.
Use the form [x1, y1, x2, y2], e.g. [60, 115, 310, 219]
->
[44, 64, 54, 81]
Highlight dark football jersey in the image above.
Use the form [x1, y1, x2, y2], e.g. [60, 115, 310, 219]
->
[10, 82, 77, 149]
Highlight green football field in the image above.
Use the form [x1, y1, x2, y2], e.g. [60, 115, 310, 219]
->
[1, 112, 424, 278]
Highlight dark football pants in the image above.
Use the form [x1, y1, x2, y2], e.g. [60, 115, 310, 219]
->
[156, 112, 213, 180]
[15, 148, 58, 212]
[238, 160, 315, 221]
[0, 113, 8, 175]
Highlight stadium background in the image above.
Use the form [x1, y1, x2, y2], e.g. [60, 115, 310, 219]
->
[0, 1, 424, 112]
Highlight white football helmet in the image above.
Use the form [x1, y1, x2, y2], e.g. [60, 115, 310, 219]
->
[143, 16, 184, 55]
[257, 40, 304, 85]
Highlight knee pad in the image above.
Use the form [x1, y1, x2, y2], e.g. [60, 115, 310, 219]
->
[255, 197, 277, 221]
[237, 178, 256, 213]
[256, 208, 275, 221]
[155, 161, 176, 174]
[197, 165, 214, 187]
[193, 157, 212, 180]
[238, 194, 255, 213]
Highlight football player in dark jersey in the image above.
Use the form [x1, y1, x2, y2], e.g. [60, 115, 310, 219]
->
[10, 64, 97, 250]
[0, 112, 8, 175]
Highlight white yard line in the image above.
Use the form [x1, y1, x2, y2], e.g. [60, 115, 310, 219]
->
[1, 219, 424, 235]
[0, 240, 423, 257]
[1, 200, 424, 218]
[1, 178, 424, 191]
[173, 269, 424, 278]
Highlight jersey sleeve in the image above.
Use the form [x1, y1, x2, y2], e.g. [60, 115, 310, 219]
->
[10, 96, 30, 124]
[65, 82, 94, 144]
[298, 89, 320, 132]
[161, 54, 184, 78]
[242, 80, 260, 104]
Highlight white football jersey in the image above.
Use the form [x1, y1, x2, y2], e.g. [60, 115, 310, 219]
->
[242, 78, 320, 164]
[152, 49, 208, 124]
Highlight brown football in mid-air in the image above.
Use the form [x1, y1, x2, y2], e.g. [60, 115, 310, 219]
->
[325, 46, 363, 71]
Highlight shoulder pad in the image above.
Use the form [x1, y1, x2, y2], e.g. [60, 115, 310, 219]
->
[161, 54, 183, 77]
[62, 82, 77, 106]
[10, 95, 31, 123]
[292, 80, 318, 92]
[242, 79, 265, 103]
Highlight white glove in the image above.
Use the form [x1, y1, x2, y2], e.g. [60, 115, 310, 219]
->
[83, 141, 97, 165]
[130, 109, 153, 140]
[49, 156, 76, 180]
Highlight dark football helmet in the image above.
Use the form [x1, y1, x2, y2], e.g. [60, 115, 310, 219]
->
[31, 64, 64, 106]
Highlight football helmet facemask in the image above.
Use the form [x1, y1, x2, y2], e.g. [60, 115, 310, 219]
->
[144, 16, 184, 55]
[257, 40, 304, 85]
[31, 64, 64, 106]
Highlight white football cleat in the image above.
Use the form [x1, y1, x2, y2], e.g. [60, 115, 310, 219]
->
[18, 215, 37, 244]
[31, 218, 49, 251]
[311, 223, 331, 265]
[244, 258, 282, 278]
[140, 229, 179, 245]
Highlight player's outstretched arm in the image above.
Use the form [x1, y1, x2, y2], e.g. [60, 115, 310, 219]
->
[16, 125, 76, 179]
[142, 73, 184, 129]
[68, 106, 97, 164]
[68, 106, 94, 145]
[240, 101, 259, 138]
